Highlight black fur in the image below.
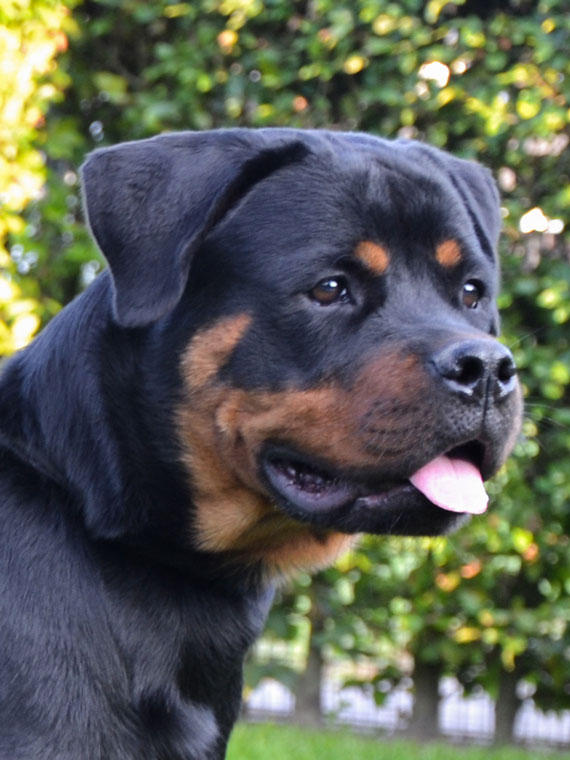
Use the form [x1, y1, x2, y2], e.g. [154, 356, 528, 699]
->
[0, 129, 521, 759]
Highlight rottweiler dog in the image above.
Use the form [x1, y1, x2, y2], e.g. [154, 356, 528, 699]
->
[0, 129, 522, 759]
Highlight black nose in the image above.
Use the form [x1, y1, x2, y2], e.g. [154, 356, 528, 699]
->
[432, 339, 517, 401]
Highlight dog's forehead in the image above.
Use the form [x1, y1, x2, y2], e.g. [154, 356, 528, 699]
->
[218, 143, 468, 267]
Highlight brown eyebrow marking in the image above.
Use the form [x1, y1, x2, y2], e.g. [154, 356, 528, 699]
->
[354, 241, 390, 275]
[436, 240, 462, 268]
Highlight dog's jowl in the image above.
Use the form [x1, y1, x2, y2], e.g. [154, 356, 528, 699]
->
[0, 129, 522, 759]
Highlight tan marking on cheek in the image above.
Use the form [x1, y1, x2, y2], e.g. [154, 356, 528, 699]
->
[354, 241, 390, 275]
[177, 376, 360, 572]
[178, 387, 272, 554]
[436, 240, 462, 268]
[178, 337, 430, 575]
[178, 315, 263, 554]
[182, 313, 252, 388]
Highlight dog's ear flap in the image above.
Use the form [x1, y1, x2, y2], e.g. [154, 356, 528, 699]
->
[81, 131, 307, 327]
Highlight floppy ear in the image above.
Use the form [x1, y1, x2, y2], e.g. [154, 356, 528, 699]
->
[81, 130, 307, 327]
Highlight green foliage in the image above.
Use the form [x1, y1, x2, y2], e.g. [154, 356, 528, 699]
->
[3, 0, 570, 727]
[0, 0, 78, 351]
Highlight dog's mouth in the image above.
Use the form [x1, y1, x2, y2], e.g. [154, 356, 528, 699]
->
[261, 441, 489, 534]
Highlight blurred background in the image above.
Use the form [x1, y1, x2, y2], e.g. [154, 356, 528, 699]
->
[1, 0, 569, 754]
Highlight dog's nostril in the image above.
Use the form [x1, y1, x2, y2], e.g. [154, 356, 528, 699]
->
[498, 355, 517, 384]
[432, 339, 517, 400]
[452, 356, 485, 388]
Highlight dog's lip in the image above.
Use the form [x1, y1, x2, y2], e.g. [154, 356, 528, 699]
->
[262, 454, 376, 514]
[261, 440, 488, 518]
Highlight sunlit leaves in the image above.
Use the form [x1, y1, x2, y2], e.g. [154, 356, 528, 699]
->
[0, 0, 77, 350]
[0, 274, 41, 352]
[0, 1, 75, 213]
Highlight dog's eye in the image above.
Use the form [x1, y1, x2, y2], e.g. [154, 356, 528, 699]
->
[462, 280, 483, 309]
[309, 277, 350, 306]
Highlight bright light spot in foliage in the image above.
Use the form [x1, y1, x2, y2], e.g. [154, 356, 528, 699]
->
[12, 313, 40, 350]
[498, 167, 517, 192]
[547, 218, 564, 234]
[519, 207, 548, 233]
[0, 276, 18, 303]
[451, 58, 469, 75]
[418, 61, 450, 88]
[343, 55, 366, 75]
[217, 29, 238, 52]
[519, 207, 564, 234]
[293, 95, 308, 112]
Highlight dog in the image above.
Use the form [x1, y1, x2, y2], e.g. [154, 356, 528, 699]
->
[0, 129, 522, 759]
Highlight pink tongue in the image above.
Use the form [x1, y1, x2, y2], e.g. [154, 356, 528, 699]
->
[409, 456, 488, 514]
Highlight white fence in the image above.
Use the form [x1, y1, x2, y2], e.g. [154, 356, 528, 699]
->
[244, 675, 570, 748]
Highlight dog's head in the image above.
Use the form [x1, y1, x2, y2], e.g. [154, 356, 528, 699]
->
[82, 129, 522, 575]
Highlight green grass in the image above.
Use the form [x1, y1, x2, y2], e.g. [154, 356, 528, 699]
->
[227, 723, 569, 760]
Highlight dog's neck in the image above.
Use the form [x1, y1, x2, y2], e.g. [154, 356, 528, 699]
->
[0, 273, 262, 588]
